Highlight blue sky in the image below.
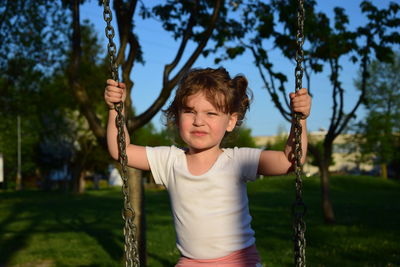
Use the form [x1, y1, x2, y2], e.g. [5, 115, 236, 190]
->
[81, 0, 396, 136]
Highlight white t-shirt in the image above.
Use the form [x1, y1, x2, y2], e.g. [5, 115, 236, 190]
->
[146, 145, 262, 259]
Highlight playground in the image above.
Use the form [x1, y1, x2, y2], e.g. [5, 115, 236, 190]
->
[1, 0, 399, 266]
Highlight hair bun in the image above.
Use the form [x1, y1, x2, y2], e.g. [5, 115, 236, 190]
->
[231, 75, 248, 93]
[229, 75, 252, 126]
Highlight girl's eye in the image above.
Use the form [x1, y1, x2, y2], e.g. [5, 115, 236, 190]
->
[183, 109, 194, 114]
[207, 112, 218, 116]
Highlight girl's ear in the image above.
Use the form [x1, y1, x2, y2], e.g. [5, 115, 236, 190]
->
[226, 113, 238, 132]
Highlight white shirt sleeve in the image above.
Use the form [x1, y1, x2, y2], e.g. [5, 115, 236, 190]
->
[146, 146, 176, 186]
[234, 147, 262, 182]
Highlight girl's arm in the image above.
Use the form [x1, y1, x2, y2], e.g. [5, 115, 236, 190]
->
[258, 88, 311, 176]
[105, 79, 150, 171]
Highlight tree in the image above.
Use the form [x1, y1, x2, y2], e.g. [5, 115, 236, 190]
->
[354, 53, 400, 179]
[263, 127, 289, 153]
[223, 126, 257, 148]
[215, 0, 400, 223]
[0, 0, 69, 72]
[0, 57, 43, 189]
[0, 0, 69, 189]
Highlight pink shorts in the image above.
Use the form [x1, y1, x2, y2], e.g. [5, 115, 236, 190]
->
[175, 244, 262, 267]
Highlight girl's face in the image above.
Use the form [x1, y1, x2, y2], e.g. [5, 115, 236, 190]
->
[178, 92, 237, 154]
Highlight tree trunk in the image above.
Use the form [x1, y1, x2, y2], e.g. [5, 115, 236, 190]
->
[71, 161, 85, 194]
[309, 143, 336, 223]
[71, 164, 79, 193]
[127, 167, 146, 266]
[79, 171, 86, 193]
[16, 172, 22, 191]
[380, 163, 388, 179]
[319, 162, 335, 223]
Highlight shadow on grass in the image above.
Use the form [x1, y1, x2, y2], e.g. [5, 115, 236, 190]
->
[1, 176, 399, 266]
[247, 176, 400, 266]
[0, 190, 125, 266]
[54, 212, 123, 261]
[0, 199, 40, 265]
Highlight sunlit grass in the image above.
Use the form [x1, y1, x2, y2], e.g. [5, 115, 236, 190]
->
[0, 175, 399, 266]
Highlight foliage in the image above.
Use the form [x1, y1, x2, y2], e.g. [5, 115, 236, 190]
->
[0, 0, 71, 187]
[148, 0, 245, 55]
[0, 175, 399, 266]
[0, 13, 115, 189]
[222, 125, 257, 148]
[306, 140, 335, 169]
[0, 57, 44, 184]
[36, 20, 119, 189]
[354, 52, 400, 177]
[133, 123, 172, 147]
[264, 125, 289, 151]
[0, 0, 69, 72]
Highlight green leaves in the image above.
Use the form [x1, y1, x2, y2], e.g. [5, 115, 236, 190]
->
[354, 53, 400, 169]
[226, 46, 245, 59]
[0, 0, 69, 72]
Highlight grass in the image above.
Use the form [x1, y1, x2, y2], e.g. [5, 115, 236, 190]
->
[0, 175, 399, 267]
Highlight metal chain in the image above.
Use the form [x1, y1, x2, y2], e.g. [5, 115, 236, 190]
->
[293, 0, 307, 266]
[102, 1, 140, 266]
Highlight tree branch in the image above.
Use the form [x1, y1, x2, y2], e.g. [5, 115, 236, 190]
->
[331, 58, 345, 138]
[168, 0, 223, 87]
[131, 0, 224, 131]
[248, 44, 292, 121]
[114, 0, 138, 67]
[327, 58, 340, 136]
[69, 0, 106, 147]
[163, 0, 198, 82]
[336, 49, 369, 136]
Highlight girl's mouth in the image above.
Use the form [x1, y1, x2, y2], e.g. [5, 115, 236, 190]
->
[191, 131, 207, 136]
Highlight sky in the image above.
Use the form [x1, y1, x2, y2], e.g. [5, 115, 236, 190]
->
[80, 0, 396, 137]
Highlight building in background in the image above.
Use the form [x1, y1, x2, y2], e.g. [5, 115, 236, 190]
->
[253, 130, 375, 176]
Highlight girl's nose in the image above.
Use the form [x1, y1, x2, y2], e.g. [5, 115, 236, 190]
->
[193, 114, 204, 126]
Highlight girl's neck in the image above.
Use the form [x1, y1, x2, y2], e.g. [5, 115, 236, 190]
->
[185, 146, 223, 159]
[185, 146, 223, 176]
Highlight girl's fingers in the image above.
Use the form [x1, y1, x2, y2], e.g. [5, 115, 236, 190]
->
[105, 93, 123, 102]
[106, 79, 126, 89]
[292, 96, 310, 105]
[108, 98, 122, 103]
[106, 86, 124, 96]
[289, 88, 308, 98]
[105, 89, 123, 100]
[107, 85, 124, 92]
[106, 79, 118, 86]
[298, 88, 308, 95]
[104, 80, 126, 108]
[118, 82, 126, 89]
[292, 99, 310, 108]
[289, 88, 311, 119]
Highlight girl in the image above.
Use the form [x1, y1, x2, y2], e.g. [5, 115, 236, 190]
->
[104, 67, 311, 267]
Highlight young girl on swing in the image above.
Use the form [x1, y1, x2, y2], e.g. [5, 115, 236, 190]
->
[104, 67, 311, 267]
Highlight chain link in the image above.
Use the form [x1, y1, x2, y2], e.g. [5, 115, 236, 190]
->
[102, 1, 140, 266]
[293, 0, 307, 266]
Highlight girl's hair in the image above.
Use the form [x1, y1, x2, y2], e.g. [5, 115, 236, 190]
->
[164, 67, 252, 128]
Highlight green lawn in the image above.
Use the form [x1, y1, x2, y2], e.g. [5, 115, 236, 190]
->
[0, 175, 399, 267]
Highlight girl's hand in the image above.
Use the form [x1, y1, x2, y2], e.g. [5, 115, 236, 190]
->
[289, 88, 311, 119]
[104, 79, 126, 110]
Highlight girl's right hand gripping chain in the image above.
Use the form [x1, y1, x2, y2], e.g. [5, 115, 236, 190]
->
[104, 79, 126, 110]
